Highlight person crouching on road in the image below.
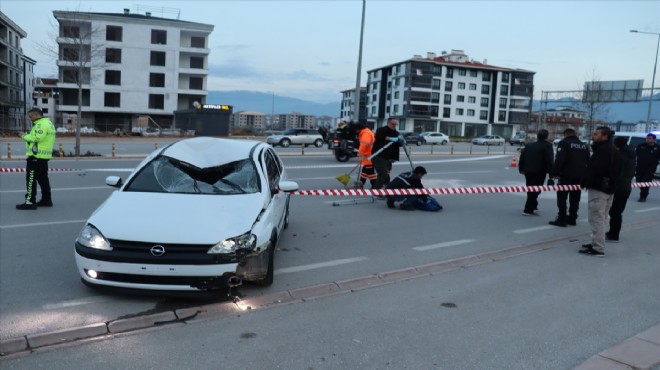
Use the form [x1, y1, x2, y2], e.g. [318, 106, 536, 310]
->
[386, 166, 427, 210]
[354, 120, 377, 188]
[16, 108, 56, 210]
[518, 129, 554, 216]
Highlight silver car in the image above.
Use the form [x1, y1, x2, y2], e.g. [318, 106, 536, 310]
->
[267, 128, 325, 148]
[472, 135, 505, 146]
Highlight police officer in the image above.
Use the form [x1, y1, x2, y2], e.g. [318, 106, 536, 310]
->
[16, 108, 56, 210]
[548, 128, 590, 226]
[519, 129, 554, 216]
[635, 133, 660, 202]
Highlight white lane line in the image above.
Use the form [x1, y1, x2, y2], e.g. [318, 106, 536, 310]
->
[0, 219, 87, 230]
[275, 256, 368, 274]
[514, 225, 555, 234]
[42, 296, 109, 310]
[413, 239, 476, 251]
[1, 186, 110, 193]
[635, 207, 660, 213]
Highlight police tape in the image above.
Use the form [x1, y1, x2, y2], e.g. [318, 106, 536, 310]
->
[0, 168, 82, 173]
[291, 182, 660, 196]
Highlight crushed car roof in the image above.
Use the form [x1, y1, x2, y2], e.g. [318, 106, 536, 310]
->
[161, 137, 262, 168]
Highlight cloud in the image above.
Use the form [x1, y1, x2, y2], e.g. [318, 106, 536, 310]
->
[208, 59, 263, 78]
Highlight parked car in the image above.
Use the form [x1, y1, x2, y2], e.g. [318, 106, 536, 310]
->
[419, 131, 450, 145]
[472, 135, 505, 146]
[400, 131, 424, 146]
[266, 128, 325, 148]
[508, 133, 527, 146]
[74, 137, 299, 291]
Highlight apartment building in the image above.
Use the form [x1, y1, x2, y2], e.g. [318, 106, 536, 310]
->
[340, 87, 367, 123]
[275, 112, 315, 130]
[0, 11, 31, 132]
[233, 110, 266, 132]
[365, 50, 535, 138]
[53, 8, 213, 132]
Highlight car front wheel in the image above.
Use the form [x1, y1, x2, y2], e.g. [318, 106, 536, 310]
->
[441, 140, 448, 145]
[314, 139, 324, 147]
[280, 139, 291, 147]
[416, 140, 422, 146]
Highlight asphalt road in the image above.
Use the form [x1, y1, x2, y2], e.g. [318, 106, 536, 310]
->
[1, 149, 659, 368]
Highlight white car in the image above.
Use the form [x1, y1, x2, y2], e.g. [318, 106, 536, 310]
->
[266, 128, 325, 148]
[74, 137, 299, 291]
[419, 132, 450, 145]
[472, 135, 505, 146]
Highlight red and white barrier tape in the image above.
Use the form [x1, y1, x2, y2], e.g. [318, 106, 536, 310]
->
[292, 182, 660, 196]
[0, 168, 82, 173]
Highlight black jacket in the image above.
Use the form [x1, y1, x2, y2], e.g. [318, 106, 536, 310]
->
[386, 171, 424, 190]
[551, 136, 590, 183]
[372, 126, 400, 161]
[584, 140, 621, 194]
[519, 140, 554, 175]
[615, 146, 636, 193]
[635, 142, 660, 176]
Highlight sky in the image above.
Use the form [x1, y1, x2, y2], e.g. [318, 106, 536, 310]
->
[1, 0, 659, 104]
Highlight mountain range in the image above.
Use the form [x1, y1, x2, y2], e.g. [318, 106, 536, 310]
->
[207, 90, 659, 123]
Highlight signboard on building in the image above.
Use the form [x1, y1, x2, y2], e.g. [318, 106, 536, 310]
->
[582, 80, 643, 103]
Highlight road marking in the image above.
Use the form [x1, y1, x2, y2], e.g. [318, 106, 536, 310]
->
[514, 225, 555, 234]
[275, 256, 368, 274]
[634, 207, 660, 213]
[42, 296, 109, 310]
[0, 219, 87, 230]
[413, 239, 476, 251]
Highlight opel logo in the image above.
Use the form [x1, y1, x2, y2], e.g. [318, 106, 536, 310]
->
[150, 245, 166, 256]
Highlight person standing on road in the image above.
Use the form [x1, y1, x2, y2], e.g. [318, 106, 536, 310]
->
[354, 120, 377, 188]
[16, 108, 56, 210]
[606, 136, 636, 243]
[548, 128, 590, 227]
[580, 126, 620, 257]
[518, 129, 554, 216]
[372, 117, 401, 189]
[635, 133, 660, 202]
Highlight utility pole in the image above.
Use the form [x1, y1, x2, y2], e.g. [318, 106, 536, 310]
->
[352, 0, 366, 122]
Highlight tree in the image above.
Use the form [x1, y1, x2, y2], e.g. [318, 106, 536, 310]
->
[578, 69, 611, 137]
[36, 11, 107, 156]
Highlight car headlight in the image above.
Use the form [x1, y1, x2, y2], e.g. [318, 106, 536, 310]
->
[76, 224, 112, 251]
[208, 232, 256, 254]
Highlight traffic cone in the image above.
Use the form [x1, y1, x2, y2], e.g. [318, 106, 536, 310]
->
[509, 155, 518, 168]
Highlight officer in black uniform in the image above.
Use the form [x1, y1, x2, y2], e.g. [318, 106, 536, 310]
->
[548, 128, 590, 226]
[635, 133, 660, 202]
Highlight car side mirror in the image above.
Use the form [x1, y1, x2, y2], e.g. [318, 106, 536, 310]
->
[278, 180, 299, 193]
[105, 176, 123, 188]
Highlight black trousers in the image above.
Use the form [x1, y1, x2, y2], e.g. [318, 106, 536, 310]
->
[372, 155, 392, 189]
[608, 189, 631, 239]
[25, 157, 51, 204]
[524, 173, 546, 213]
[555, 178, 582, 221]
[636, 171, 655, 199]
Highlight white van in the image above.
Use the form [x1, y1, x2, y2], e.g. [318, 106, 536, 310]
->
[614, 131, 660, 178]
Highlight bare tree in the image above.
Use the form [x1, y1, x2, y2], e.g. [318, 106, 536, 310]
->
[36, 11, 107, 156]
[578, 68, 611, 136]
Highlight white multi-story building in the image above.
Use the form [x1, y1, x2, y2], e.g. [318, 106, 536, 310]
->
[340, 87, 366, 123]
[233, 110, 266, 131]
[365, 50, 535, 138]
[276, 112, 315, 130]
[0, 11, 30, 131]
[32, 78, 59, 126]
[53, 8, 213, 132]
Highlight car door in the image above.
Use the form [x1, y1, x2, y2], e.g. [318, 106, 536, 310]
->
[262, 148, 287, 231]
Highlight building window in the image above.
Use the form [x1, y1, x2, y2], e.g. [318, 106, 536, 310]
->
[62, 48, 79, 62]
[481, 85, 490, 94]
[470, 70, 478, 77]
[106, 48, 121, 63]
[458, 69, 467, 76]
[386, 93, 391, 101]
[104, 92, 120, 107]
[62, 26, 80, 38]
[393, 104, 399, 113]
[150, 51, 166, 66]
[456, 108, 464, 115]
[151, 29, 167, 45]
[105, 70, 121, 85]
[42, 108, 49, 114]
[500, 85, 509, 95]
[42, 98, 48, 104]
[106, 26, 122, 41]
[446, 68, 453, 78]
[480, 110, 488, 120]
[458, 82, 466, 90]
[498, 111, 506, 121]
[457, 95, 465, 102]
[189, 77, 203, 90]
[468, 96, 476, 103]
[190, 57, 204, 69]
[443, 107, 450, 118]
[394, 91, 400, 99]
[432, 65, 442, 76]
[482, 71, 491, 82]
[191, 36, 205, 48]
[499, 98, 507, 108]
[467, 109, 475, 117]
[149, 94, 165, 109]
[445, 81, 453, 91]
[469, 83, 477, 91]
[431, 92, 440, 103]
[432, 79, 441, 90]
[149, 73, 165, 87]
[444, 95, 452, 104]
[481, 97, 489, 107]
[501, 72, 510, 83]
[62, 69, 78, 83]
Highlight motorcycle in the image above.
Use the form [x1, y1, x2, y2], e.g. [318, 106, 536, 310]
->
[328, 132, 358, 162]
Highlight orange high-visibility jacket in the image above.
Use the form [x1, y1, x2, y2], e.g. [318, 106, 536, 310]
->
[358, 128, 375, 166]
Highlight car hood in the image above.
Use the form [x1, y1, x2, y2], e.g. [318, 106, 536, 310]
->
[88, 192, 264, 244]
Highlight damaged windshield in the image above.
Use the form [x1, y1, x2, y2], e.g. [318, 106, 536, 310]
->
[125, 156, 261, 194]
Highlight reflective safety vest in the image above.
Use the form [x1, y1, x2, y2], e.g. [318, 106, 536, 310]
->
[358, 128, 375, 166]
[23, 117, 56, 159]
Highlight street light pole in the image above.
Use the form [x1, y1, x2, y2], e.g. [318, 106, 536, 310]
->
[631, 30, 660, 132]
[353, 0, 366, 122]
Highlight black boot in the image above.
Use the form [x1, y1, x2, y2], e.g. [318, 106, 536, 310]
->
[549, 216, 567, 227]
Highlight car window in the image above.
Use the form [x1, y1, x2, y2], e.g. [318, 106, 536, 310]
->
[263, 149, 282, 193]
[282, 129, 296, 135]
[124, 156, 260, 195]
